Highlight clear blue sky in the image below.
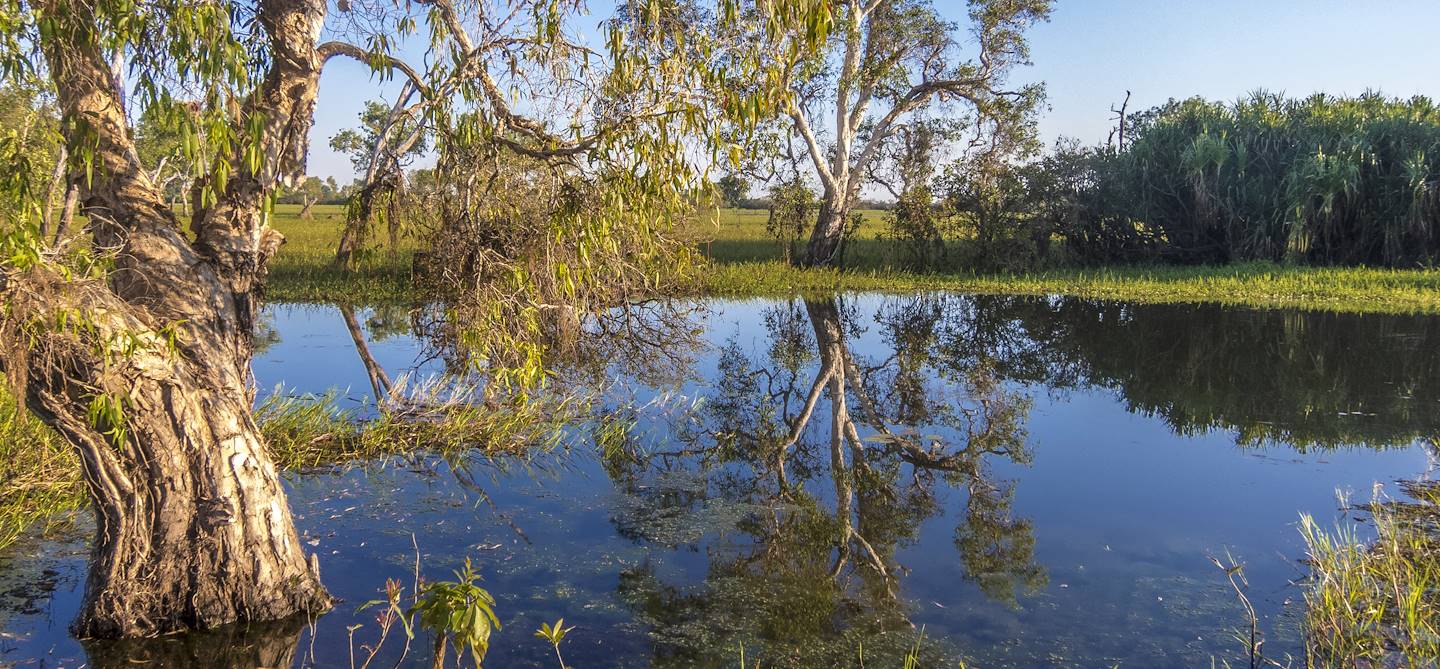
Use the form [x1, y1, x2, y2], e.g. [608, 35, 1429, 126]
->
[305, 0, 1440, 182]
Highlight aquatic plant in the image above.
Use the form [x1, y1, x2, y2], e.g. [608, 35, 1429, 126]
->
[1300, 481, 1440, 665]
[412, 558, 502, 669]
[534, 618, 575, 669]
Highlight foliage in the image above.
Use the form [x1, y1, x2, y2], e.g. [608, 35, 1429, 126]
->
[0, 378, 81, 551]
[716, 173, 749, 208]
[534, 618, 575, 669]
[0, 85, 58, 229]
[410, 558, 502, 668]
[1054, 92, 1440, 267]
[329, 100, 427, 174]
[730, 0, 1051, 265]
[765, 177, 818, 263]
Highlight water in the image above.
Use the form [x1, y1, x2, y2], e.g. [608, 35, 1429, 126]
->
[2, 294, 1435, 668]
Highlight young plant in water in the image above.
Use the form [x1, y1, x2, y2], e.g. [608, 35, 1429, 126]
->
[412, 558, 502, 669]
[351, 551, 500, 669]
[535, 618, 575, 669]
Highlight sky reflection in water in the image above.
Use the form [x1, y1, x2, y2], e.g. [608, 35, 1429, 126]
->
[1, 294, 1434, 668]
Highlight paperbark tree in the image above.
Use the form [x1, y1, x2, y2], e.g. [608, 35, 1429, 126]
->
[752, 0, 1050, 266]
[0, 0, 362, 638]
[0, 0, 823, 639]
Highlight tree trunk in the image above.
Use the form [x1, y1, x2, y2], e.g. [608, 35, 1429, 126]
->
[334, 175, 396, 270]
[0, 0, 333, 638]
[802, 193, 851, 268]
[8, 268, 329, 638]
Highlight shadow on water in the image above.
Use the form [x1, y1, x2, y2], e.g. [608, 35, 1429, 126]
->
[80, 617, 308, 669]
[2, 292, 1438, 667]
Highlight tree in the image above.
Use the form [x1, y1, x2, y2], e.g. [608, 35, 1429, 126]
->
[330, 100, 428, 175]
[0, 0, 334, 637]
[330, 98, 429, 266]
[753, 0, 1050, 266]
[716, 173, 749, 207]
[0, 0, 818, 639]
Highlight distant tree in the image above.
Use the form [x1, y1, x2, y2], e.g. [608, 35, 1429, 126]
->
[740, 0, 1051, 266]
[766, 178, 818, 263]
[0, 85, 62, 239]
[716, 173, 749, 208]
[328, 99, 427, 174]
[132, 108, 198, 205]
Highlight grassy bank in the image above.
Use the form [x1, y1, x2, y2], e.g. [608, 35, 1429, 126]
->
[268, 204, 1440, 315]
[701, 261, 1440, 315]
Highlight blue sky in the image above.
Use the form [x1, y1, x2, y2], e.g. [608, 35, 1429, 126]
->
[305, 0, 1440, 182]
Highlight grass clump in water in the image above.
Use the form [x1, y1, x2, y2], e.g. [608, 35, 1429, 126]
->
[1300, 480, 1440, 664]
[0, 384, 83, 551]
[257, 383, 586, 471]
[0, 381, 585, 550]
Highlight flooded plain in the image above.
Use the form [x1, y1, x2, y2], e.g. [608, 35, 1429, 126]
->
[2, 294, 1435, 667]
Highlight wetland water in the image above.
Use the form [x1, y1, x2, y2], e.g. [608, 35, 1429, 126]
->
[1, 294, 1436, 667]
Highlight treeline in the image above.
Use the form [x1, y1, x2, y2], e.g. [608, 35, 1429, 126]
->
[1059, 92, 1440, 267]
[776, 92, 1440, 271]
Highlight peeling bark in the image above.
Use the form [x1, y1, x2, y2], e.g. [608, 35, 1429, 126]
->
[0, 0, 335, 638]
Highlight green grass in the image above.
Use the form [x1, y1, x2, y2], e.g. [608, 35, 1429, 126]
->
[267, 204, 1440, 315]
[1300, 481, 1440, 664]
[266, 203, 414, 303]
[699, 261, 1440, 315]
[0, 382, 82, 551]
[0, 383, 588, 551]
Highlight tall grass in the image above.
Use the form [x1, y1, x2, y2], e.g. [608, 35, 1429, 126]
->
[1300, 481, 1440, 665]
[0, 381, 588, 550]
[0, 381, 82, 551]
[1065, 92, 1440, 267]
[257, 382, 586, 471]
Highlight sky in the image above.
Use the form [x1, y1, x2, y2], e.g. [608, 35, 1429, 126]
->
[304, 0, 1440, 183]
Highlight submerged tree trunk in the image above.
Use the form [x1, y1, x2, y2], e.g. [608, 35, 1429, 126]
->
[0, 0, 333, 638]
[11, 270, 328, 637]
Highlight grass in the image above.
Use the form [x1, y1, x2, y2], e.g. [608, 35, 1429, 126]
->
[0, 383, 83, 551]
[257, 384, 587, 471]
[266, 204, 1440, 315]
[0, 383, 590, 551]
[1300, 480, 1440, 664]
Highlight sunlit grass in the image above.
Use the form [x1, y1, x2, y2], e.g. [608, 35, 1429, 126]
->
[700, 260, 1440, 315]
[267, 204, 1440, 315]
[257, 382, 586, 471]
[1300, 482, 1440, 664]
[0, 380, 589, 550]
[0, 381, 83, 551]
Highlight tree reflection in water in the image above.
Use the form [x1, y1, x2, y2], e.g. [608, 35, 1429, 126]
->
[604, 296, 1043, 667]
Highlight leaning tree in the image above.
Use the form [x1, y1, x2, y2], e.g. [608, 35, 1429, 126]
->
[737, 0, 1050, 266]
[0, 0, 828, 639]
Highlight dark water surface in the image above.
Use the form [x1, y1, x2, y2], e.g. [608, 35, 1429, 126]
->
[2, 294, 1435, 668]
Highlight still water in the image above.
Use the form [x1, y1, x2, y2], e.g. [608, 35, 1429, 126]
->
[1, 294, 1435, 667]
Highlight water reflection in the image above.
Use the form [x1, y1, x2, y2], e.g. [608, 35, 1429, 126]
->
[81, 617, 307, 669]
[2, 293, 1436, 667]
[600, 296, 1046, 665]
[920, 295, 1440, 449]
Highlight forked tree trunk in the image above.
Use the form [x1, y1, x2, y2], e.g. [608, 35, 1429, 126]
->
[299, 195, 317, 219]
[0, 0, 333, 638]
[802, 193, 852, 268]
